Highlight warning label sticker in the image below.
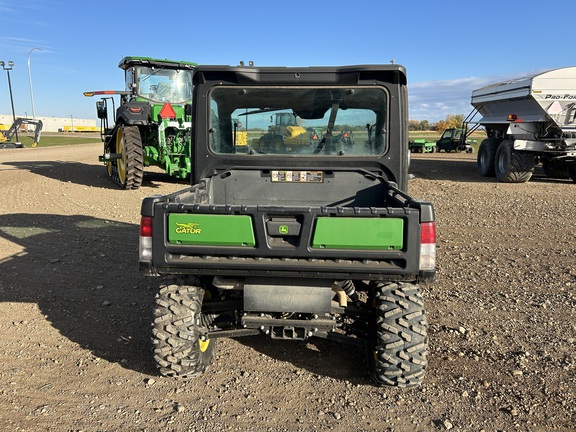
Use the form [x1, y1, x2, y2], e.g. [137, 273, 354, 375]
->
[271, 170, 323, 183]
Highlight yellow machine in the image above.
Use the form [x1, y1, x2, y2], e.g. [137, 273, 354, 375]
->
[254, 112, 310, 152]
[0, 118, 43, 148]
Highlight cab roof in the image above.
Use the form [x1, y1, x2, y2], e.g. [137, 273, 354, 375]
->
[192, 64, 407, 86]
[119, 56, 197, 71]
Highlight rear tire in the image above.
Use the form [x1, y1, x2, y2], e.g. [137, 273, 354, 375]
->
[152, 277, 215, 378]
[114, 125, 144, 189]
[495, 139, 535, 183]
[542, 159, 571, 179]
[369, 282, 428, 388]
[477, 138, 499, 177]
[570, 166, 576, 183]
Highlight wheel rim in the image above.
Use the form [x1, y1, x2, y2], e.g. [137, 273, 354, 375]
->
[116, 128, 127, 184]
[479, 147, 489, 169]
[106, 159, 114, 177]
[198, 339, 210, 353]
[497, 149, 508, 174]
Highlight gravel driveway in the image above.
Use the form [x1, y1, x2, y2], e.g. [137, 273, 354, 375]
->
[0, 144, 574, 431]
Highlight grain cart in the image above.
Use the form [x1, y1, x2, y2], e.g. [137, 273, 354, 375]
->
[473, 66, 576, 182]
[84, 56, 197, 189]
[139, 64, 437, 388]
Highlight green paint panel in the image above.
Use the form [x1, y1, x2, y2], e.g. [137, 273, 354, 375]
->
[169, 214, 255, 246]
[312, 217, 404, 250]
[151, 104, 185, 120]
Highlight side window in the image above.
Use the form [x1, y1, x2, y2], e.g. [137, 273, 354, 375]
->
[209, 98, 222, 152]
[125, 69, 134, 92]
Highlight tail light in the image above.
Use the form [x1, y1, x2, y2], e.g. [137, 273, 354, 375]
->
[139, 216, 153, 261]
[419, 221, 436, 271]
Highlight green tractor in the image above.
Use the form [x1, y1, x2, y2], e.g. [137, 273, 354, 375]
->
[84, 56, 197, 189]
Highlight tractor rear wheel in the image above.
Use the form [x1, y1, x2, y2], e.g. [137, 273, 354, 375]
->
[113, 125, 144, 189]
[152, 277, 215, 379]
[477, 138, 500, 177]
[369, 282, 428, 388]
[495, 139, 535, 183]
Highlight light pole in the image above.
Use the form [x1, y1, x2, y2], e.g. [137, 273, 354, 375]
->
[70, 115, 74, 132]
[27, 47, 43, 120]
[1, 60, 18, 143]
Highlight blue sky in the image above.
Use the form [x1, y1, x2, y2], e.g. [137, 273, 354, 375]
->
[1, 0, 575, 123]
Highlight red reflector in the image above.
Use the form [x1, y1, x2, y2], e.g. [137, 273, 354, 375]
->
[140, 216, 153, 237]
[159, 102, 177, 119]
[420, 222, 436, 244]
[130, 107, 143, 113]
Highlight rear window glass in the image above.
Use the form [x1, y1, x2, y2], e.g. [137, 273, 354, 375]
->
[208, 86, 388, 156]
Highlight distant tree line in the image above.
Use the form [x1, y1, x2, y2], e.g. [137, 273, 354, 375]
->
[409, 114, 464, 132]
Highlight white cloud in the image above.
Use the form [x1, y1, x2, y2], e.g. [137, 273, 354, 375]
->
[408, 76, 497, 122]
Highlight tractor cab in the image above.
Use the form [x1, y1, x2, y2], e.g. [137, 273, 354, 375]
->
[274, 112, 298, 127]
[121, 57, 195, 105]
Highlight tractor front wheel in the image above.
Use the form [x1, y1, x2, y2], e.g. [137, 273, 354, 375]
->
[112, 125, 144, 189]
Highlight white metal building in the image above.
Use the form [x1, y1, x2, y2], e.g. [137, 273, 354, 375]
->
[0, 114, 97, 132]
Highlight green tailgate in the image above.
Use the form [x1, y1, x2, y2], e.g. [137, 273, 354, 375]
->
[168, 214, 255, 246]
[312, 217, 404, 250]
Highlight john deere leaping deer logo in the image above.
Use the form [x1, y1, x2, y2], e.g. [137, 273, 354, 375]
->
[175, 222, 201, 234]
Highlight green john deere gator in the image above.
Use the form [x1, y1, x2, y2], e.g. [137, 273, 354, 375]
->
[84, 56, 197, 189]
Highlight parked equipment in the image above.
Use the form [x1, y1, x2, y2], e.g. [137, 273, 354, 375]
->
[139, 64, 436, 388]
[0, 118, 43, 148]
[252, 112, 311, 152]
[435, 128, 475, 153]
[470, 66, 576, 182]
[84, 56, 197, 189]
[409, 138, 436, 153]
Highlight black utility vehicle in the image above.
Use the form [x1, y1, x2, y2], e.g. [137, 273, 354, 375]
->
[139, 64, 436, 387]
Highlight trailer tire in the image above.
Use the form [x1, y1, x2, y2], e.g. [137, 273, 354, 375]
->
[477, 138, 499, 177]
[495, 139, 535, 183]
[570, 166, 576, 183]
[369, 282, 428, 388]
[542, 159, 571, 179]
[152, 277, 215, 379]
[113, 125, 144, 189]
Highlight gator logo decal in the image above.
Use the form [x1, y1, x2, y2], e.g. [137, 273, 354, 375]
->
[279, 225, 289, 235]
[175, 222, 201, 234]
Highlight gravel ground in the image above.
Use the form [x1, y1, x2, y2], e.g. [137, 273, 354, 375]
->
[0, 143, 574, 431]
